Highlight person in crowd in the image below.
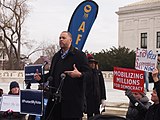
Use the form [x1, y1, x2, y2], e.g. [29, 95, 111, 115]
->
[0, 81, 26, 120]
[144, 71, 149, 92]
[0, 88, 3, 112]
[85, 54, 107, 119]
[144, 68, 160, 120]
[157, 52, 160, 79]
[34, 31, 91, 120]
[125, 88, 151, 120]
[8, 81, 20, 95]
[0, 88, 3, 97]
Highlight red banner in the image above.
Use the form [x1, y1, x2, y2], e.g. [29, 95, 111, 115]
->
[113, 67, 144, 92]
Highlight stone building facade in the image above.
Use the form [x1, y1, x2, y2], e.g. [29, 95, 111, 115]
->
[116, 0, 160, 53]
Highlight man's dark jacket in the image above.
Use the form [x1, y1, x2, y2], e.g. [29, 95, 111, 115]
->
[85, 69, 106, 114]
[43, 45, 90, 118]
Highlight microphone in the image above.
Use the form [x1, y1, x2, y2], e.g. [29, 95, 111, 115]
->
[60, 73, 66, 80]
[46, 76, 53, 90]
[43, 61, 48, 66]
[47, 76, 53, 82]
[55, 73, 66, 94]
[51, 73, 66, 103]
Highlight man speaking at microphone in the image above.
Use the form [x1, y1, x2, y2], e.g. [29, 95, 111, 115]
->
[34, 31, 90, 120]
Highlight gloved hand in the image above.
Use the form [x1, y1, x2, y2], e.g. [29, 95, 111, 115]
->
[3, 109, 13, 117]
[101, 99, 107, 107]
[125, 89, 137, 105]
[125, 88, 133, 97]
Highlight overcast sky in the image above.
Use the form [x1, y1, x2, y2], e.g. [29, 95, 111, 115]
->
[24, 0, 141, 61]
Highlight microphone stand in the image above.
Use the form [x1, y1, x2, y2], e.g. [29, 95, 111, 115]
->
[53, 74, 66, 103]
[46, 74, 66, 120]
[41, 62, 48, 120]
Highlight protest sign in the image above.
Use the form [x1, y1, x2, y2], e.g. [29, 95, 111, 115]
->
[20, 89, 43, 116]
[135, 48, 157, 72]
[113, 67, 144, 92]
[25, 64, 43, 83]
[0, 95, 20, 112]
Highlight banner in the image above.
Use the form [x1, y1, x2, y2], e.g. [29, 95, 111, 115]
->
[20, 90, 43, 115]
[135, 48, 157, 72]
[68, 0, 98, 50]
[113, 67, 144, 93]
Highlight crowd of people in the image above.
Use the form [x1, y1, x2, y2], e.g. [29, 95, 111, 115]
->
[1, 31, 160, 120]
[124, 68, 160, 120]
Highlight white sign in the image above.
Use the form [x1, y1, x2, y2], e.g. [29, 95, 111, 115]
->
[135, 48, 157, 72]
[0, 95, 20, 112]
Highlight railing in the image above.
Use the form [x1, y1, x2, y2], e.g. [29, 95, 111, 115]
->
[0, 70, 113, 82]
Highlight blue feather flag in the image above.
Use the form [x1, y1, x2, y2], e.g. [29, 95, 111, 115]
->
[68, 0, 98, 50]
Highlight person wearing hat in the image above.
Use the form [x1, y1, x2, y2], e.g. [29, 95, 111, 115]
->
[125, 88, 151, 120]
[0, 81, 26, 120]
[85, 54, 107, 119]
[8, 81, 20, 95]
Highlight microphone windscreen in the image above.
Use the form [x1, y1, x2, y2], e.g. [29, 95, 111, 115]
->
[47, 76, 53, 82]
[61, 73, 66, 79]
[44, 61, 48, 65]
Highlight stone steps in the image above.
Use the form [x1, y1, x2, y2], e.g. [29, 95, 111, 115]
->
[103, 107, 127, 117]
[82, 102, 128, 119]
[103, 102, 128, 117]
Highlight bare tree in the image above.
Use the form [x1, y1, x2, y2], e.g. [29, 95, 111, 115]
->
[20, 43, 59, 64]
[44, 44, 59, 61]
[0, 0, 29, 69]
[20, 46, 44, 60]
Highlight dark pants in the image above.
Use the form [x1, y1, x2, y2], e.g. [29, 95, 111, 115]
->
[28, 115, 36, 120]
[86, 98, 100, 119]
[87, 112, 100, 120]
[45, 98, 82, 120]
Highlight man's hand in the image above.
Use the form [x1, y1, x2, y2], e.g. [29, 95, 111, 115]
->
[125, 88, 133, 97]
[34, 69, 41, 81]
[64, 64, 82, 78]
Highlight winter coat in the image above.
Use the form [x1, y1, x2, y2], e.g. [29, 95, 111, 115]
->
[126, 95, 151, 120]
[85, 69, 106, 114]
[144, 80, 160, 120]
[43, 45, 91, 118]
